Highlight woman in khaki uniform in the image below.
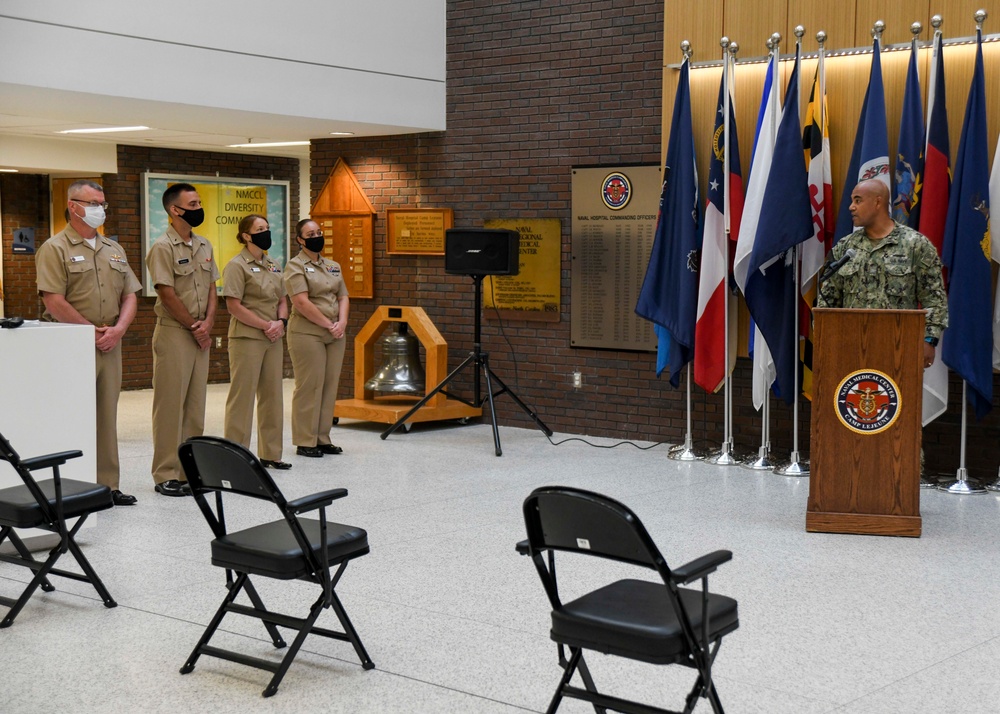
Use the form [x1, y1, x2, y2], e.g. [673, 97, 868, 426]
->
[222, 214, 290, 469]
[285, 219, 349, 457]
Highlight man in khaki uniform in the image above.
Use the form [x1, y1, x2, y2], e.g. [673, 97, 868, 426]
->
[146, 183, 219, 496]
[36, 180, 141, 506]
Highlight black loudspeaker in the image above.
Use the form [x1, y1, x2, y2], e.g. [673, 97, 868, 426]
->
[445, 228, 520, 276]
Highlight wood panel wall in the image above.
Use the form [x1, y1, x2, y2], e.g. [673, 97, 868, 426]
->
[663, 0, 1000, 225]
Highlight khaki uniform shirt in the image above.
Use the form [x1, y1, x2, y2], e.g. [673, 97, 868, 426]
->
[283, 251, 348, 337]
[222, 247, 286, 341]
[817, 222, 949, 339]
[36, 225, 142, 325]
[146, 225, 220, 326]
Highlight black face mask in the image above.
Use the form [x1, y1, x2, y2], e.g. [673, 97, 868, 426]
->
[179, 207, 205, 227]
[249, 230, 272, 251]
[302, 236, 325, 253]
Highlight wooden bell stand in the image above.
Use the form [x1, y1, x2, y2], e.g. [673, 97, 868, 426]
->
[333, 306, 482, 426]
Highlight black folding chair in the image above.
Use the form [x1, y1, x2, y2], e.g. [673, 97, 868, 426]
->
[519, 486, 739, 714]
[178, 435, 374, 697]
[0, 431, 116, 628]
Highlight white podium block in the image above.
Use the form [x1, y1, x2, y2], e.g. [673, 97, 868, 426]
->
[1, 321, 97, 541]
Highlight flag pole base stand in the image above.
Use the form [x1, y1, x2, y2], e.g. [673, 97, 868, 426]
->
[706, 444, 740, 466]
[986, 471, 1000, 492]
[742, 449, 777, 471]
[936, 472, 987, 495]
[668, 442, 706, 461]
[774, 457, 810, 477]
[919, 475, 939, 489]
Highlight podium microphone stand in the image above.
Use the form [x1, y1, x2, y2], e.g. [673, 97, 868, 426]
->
[381, 229, 552, 455]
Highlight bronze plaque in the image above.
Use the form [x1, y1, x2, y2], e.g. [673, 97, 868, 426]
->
[570, 166, 660, 350]
[386, 208, 453, 255]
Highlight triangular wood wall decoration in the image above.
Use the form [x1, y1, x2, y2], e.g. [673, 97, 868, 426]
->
[311, 158, 376, 215]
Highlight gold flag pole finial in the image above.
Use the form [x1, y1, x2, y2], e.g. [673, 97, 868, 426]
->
[680, 40, 693, 61]
[910, 22, 922, 38]
[974, 9, 987, 32]
[816, 30, 827, 47]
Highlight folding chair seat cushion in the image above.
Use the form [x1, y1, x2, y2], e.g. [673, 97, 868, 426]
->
[0, 479, 112, 528]
[551, 578, 739, 665]
[211, 519, 369, 579]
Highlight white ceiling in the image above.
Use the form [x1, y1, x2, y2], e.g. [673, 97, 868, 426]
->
[0, 1, 447, 172]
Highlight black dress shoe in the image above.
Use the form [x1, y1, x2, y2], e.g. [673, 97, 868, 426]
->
[261, 459, 292, 470]
[155, 479, 192, 497]
[317, 443, 343, 455]
[296, 446, 324, 458]
[111, 490, 137, 506]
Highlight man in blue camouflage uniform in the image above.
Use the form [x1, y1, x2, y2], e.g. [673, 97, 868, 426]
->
[818, 179, 948, 368]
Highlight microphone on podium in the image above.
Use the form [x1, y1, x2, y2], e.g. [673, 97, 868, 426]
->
[819, 248, 857, 284]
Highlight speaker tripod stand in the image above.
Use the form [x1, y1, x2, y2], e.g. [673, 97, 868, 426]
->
[380, 274, 552, 456]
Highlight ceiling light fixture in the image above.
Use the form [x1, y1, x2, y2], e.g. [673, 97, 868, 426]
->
[0, 168, 18, 173]
[329, 131, 355, 136]
[58, 125, 151, 134]
[227, 141, 310, 148]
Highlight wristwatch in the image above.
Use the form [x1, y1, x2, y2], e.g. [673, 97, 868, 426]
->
[925, 336, 939, 347]
[279, 318, 288, 327]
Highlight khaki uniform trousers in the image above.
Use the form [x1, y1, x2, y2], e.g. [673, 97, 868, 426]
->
[224, 336, 284, 461]
[151, 322, 209, 484]
[288, 329, 346, 447]
[95, 343, 122, 490]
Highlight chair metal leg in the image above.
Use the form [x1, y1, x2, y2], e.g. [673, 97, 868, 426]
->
[242, 577, 287, 648]
[547, 646, 582, 714]
[328, 589, 374, 670]
[65, 536, 116, 608]
[0, 527, 56, 592]
[181, 571, 249, 674]
[0, 544, 63, 628]
[576, 654, 608, 714]
[262, 596, 326, 697]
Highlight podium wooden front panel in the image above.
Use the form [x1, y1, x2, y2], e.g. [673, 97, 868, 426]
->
[807, 309, 924, 537]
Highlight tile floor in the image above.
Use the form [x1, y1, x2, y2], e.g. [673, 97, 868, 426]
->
[3, 381, 1000, 713]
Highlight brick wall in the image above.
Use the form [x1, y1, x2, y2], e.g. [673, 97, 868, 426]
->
[308, 0, 1000, 479]
[1, 174, 50, 319]
[0, 146, 299, 389]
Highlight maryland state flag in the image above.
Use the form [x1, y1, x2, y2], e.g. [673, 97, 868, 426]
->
[799, 62, 832, 400]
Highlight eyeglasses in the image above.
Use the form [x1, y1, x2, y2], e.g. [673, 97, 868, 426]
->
[69, 198, 110, 210]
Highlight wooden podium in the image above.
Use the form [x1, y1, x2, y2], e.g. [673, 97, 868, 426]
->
[807, 309, 924, 538]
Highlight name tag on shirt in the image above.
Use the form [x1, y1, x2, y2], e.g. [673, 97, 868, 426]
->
[251, 267, 261, 273]
[70, 255, 86, 262]
[178, 258, 190, 265]
[306, 267, 315, 273]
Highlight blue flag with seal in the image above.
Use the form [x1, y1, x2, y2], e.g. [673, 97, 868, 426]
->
[893, 39, 924, 227]
[942, 29, 992, 420]
[636, 60, 700, 386]
[834, 38, 890, 243]
[743, 48, 813, 405]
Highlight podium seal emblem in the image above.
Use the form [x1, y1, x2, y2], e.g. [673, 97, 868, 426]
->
[601, 172, 632, 211]
[834, 369, 901, 435]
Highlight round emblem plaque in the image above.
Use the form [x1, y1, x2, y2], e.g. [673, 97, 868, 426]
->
[601, 172, 632, 211]
[834, 369, 902, 435]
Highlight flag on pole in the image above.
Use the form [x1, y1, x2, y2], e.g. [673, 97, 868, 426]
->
[799, 60, 833, 400]
[919, 32, 950, 426]
[920, 32, 950, 255]
[695, 64, 743, 393]
[735, 52, 780, 410]
[992, 113, 1000, 371]
[636, 59, 700, 387]
[744, 49, 814, 405]
[834, 38, 890, 243]
[893, 40, 924, 227]
[942, 30, 992, 420]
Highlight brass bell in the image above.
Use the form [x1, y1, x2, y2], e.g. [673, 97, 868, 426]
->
[364, 322, 426, 395]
